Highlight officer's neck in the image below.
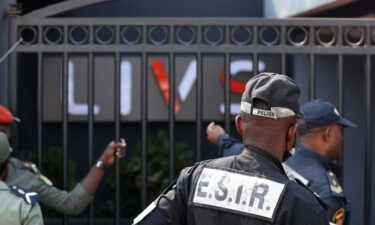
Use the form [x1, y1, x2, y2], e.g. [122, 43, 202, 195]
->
[246, 138, 285, 162]
[300, 138, 331, 159]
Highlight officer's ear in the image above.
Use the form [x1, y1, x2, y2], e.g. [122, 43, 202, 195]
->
[323, 126, 332, 142]
[235, 115, 243, 135]
[286, 123, 297, 147]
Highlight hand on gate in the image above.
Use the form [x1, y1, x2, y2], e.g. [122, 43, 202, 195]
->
[99, 139, 126, 167]
[206, 122, 226, 146]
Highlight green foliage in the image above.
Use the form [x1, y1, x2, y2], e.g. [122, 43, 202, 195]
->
[97, 130, 194, 217]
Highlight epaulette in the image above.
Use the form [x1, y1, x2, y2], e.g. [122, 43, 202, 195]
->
[10, 186, 39, 206]
[326, 171, 344, 196]
[22, 161, 40, 174]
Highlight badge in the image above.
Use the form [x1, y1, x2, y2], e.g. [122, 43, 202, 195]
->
[326, 171, 343, 195]
[39, 174, 53, 186]
[192, 167, 286, 222]
[332, 208, 345, 225]
[11, 186, 39, 205]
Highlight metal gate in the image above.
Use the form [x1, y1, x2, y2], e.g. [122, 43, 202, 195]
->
[6, 0, 374, 224]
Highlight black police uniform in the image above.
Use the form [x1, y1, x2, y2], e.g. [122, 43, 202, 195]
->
[136, 146, 329, 225]
[285, 145, 350, 224]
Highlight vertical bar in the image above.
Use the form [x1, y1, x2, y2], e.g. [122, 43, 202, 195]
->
[253, 26, 258, 75]
[337, 54, 344, 172]
[37, 52, 43, 170]
[169, 53, 175, 182]
[253, 26, 258, 46]
[281, 54, 286, 75]
[337, 55, 344, 115]
[197, 25, 202, 45]
[62, 52, 68, 225]
[364, 54, 372, 225]
[309, 25, 316, 101]
[196, 25, 203, 161]
[224, 53, 230, 134]
[141, 25, 148, 207]
[114, 52, 121, 225]
[88, 53, 94, 225]
[224, 25, 231, 134]
[8, 20, 19, 151]
[141, 53, 148, 208]
[253, 53, 258, 75]
[196, 53, 202, 162]
[280, 25, 286, 75]
[309, 54, 315, 100]
[225, 25, 230, 45]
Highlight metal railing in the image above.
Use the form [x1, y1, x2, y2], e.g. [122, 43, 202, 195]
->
[8, 15, 374, 225]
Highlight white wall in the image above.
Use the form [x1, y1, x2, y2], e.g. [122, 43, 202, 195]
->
[264, 0, 337, 18]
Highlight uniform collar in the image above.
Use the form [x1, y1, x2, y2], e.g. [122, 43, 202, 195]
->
[298, 145, 339, 172]
[242, 145, 286, 175]
[0, 181, 9, 190]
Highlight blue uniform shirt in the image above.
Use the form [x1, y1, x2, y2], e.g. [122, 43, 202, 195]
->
[217, 134, 243, 157]
[285, 145, 350, 225]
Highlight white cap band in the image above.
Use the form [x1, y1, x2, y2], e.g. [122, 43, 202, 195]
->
[240, 102, 296, 119]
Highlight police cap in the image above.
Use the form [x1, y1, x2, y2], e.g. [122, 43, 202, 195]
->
[298, 99, 357, 130]
[240, 72, 301, 119]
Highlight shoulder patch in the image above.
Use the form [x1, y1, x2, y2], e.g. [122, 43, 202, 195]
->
[39, 174, 53, 186]
[326, 171, 343, 195]
[282, 163, 310, 186]
[192, 167, 286, 222]
[22, 161, 40, 174]
[10, 186, 39, 206]
[332, 208, 345, 225]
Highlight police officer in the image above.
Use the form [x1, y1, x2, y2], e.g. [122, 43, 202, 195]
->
[206, 99, 355, 225]
[134, 73, 329, 225]
[0, 104, 126, 215]
[284, 99, 356, 225]
[0, 132, 44, 225]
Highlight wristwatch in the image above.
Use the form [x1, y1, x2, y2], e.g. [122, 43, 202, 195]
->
[95, 160, 106, 170]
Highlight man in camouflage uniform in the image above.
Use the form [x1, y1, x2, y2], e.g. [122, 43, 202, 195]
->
[0, 105, 126, 215]
[0, 132, 44, 225]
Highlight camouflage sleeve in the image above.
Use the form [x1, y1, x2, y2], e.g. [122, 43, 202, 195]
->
[35, 182, 93, 215]
[6, 158, 93, 215]
[21, 203, 44, 225]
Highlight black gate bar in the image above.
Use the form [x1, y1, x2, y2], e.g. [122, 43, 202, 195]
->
[87, 52, 94, 225]
[224, 53, 230, 135]
[141, 52, 148, 208]
[364, 54, 372, 225]
[37, 52, 43, 170]
[114, 51, 121, 225]
[168, 53, 175, 182]
[309, 54, 315, 100]
[196, 52, 203, 161]
[62, 52, 68, 225]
